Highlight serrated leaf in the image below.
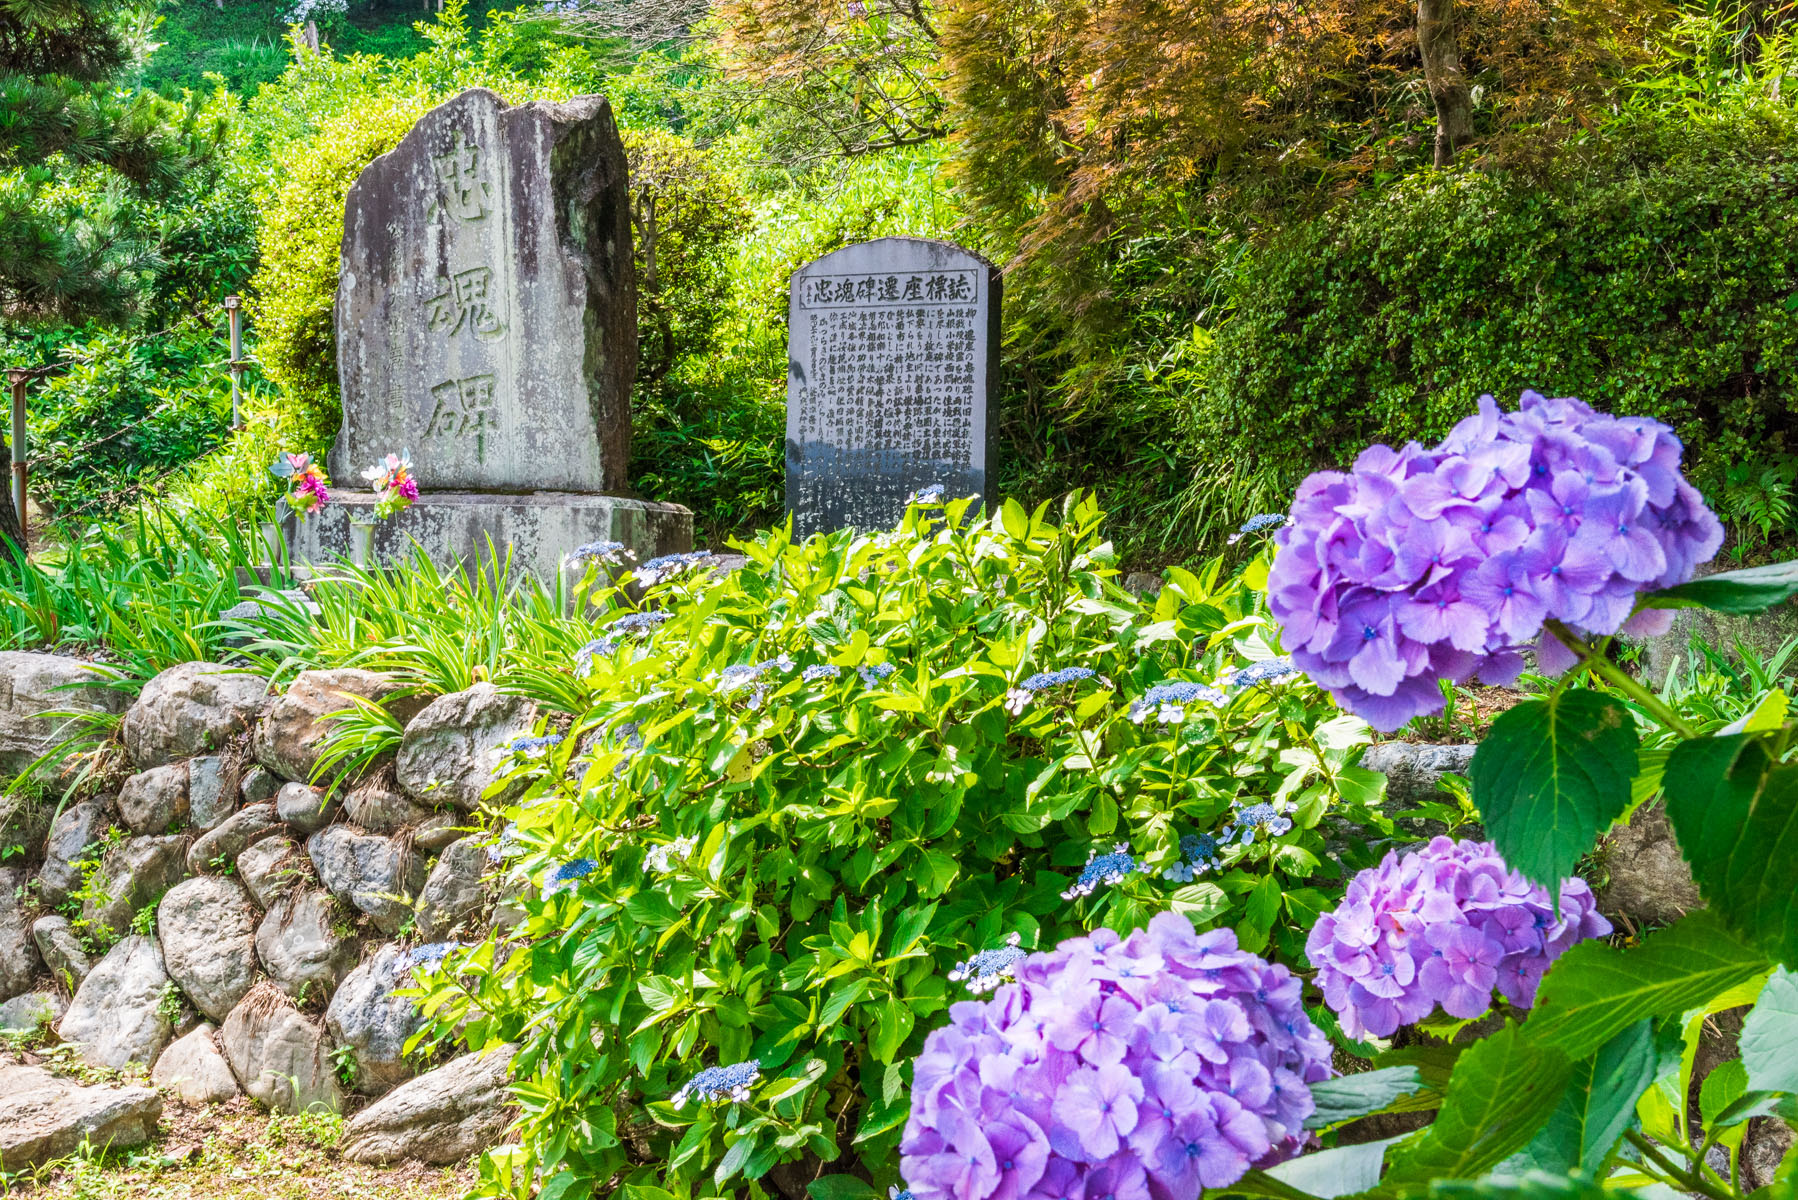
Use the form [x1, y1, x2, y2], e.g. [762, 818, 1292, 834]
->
[1515, 1020, 1657, 1175]
[1525, 912, 1770, 1059]
[1741, 968, 1798, 1094]
[1304, 1066, 1427, 1130]
[1663, 735, 1798, 965]
[1379, 1022, 1572, 1189]
[1643, 558, 1798, 615]
[1469, 692, 1638, 902]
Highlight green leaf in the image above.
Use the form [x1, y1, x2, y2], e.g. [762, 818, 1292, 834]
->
[1265, 1135, 1410, 1198]
[1699, 1059, 1748, 1129]
[807, 1176, 881, 1200]
[715, 1134, 754, 1185]
[1525, 912, 1770, 1059]
[1468, 692, 1638, 902]
[1516, 1020, 1658, 1175]
[1663, 735, 1798, 965]
[1427, 1173, 1626, 1200]
[1643, 559, 1798, 615]
[1304, 1067, 1428, 1130]
[1741, 968, 1798, 1094]
[1379, 1022, 1573, 1190]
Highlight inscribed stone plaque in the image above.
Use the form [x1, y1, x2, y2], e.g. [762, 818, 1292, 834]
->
[785, 237, 999, 535]
[333, 87, 636, 492]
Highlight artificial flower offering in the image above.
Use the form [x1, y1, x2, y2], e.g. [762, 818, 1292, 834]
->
[1266, 391, 1724, 730]
[270, 451, 330, 517]
[363, 449, 419, 518]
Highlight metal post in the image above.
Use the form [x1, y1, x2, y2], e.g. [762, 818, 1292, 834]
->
[224, 294, 244, 430]
[6, 369, 27, 543]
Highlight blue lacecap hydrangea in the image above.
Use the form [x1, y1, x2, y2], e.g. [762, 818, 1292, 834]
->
[909, 484, 946, 504]
[569, 540, 625, 562]
[859, 662, 896, 685]
[1163, 832, 1223, 882]
[550, 858, 597, 883]
[1019, 666, 1096, 691]
[509, 733, 564, 755]
[802, 663, 840, 682]
[672, 1060, 761, 1108]
[407, 941, 461, 968]
[1228, 513, 1290, 545]
[948, 933, 1027, 994]
[1060, 844, 1142, 899]
[609, 610, 671, 635]
[1127, 680, 1228, 722]
[1228, 658, 1299, 688]
[1225, 802, 1293, 844]
[639, 551, 713, 576]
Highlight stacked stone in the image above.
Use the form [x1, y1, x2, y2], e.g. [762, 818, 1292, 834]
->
[0, 652, 525, 1168]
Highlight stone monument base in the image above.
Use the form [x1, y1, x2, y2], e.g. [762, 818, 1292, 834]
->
[282, 491, 692, 582]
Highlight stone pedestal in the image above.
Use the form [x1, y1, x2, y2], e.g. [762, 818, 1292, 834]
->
[283, 492, 690, 582]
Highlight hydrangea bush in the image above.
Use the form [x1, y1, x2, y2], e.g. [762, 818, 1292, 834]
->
[411, 495, 1404, 1199]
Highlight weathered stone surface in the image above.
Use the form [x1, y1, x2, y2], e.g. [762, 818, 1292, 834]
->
[81, 834, 189, 941]
[333, 87, 635, 495]
[59, 935, 173, 1069]
[37, 798, 112, 907]
[117, 762, 190, 835]
[187, 802, 280, 875]
[0, 791, 51, 861]
[786, 238, 999, 536]
[0, 989, 64, 1032]
[1361, 742, 1476, 804]
[122, 661, 268, 769]
[255, 668, 421, 785]
[158, 876, 258, 1022]
[275, 781, 339, 835]
[151, 1023, 243, 1104]
[307, 826, 428, 934]
[32, 915, 92, 989]
[255, 889, 359, 1000]
[325, 944, 427, 1093]
[0, 866, 39, 1000]
[412, 811, 466, 853]
[0, 652, 127, 777]
[341, 1045, 517, 1164]
[396, 684, 536, 810]
[342, 775, 435, 832]
[0, 1065, 161, 1170]
[188, 755, 235, 831]
[416, 837, 487, 942]
[220, 984, 342, 1114]
[1597, 801, 1704, 928]
[240, 765, 280, 806]
[237, 835, 309, 909]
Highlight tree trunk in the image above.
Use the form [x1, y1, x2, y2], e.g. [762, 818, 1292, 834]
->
[0, 438, 27, 565]
[1418, 0, 1473, 166]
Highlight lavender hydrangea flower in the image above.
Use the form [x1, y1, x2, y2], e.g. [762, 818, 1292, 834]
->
[948, 933, 1026, 994]
[1269, 391, 1723, 731]
[900, 915, 1332, 1200]
[1127, 681, 1228, 724]
[673, 1060, 761, 1108]
[1306, 837, 1612, 1039]
[1060, 844, 1144, 899]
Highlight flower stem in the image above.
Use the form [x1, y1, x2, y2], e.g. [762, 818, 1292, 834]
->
[1545, 620, 1698, 740]
[1625, 1131, 1737, 1200]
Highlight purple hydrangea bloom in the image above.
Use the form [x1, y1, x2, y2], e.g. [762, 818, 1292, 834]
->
[1305, 837, 1611, 1039]
[901, 914, 1331, 1200]
[1268, 391, 1722, 730]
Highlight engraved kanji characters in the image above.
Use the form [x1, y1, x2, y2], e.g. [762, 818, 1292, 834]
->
[433, 130, 491, 223]
[426, 267, 506, 340]
[425, 375, 499, 461]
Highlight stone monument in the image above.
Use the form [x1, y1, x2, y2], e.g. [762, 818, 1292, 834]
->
[785, 237, 1000, 536]
[285, 87, 691, 577]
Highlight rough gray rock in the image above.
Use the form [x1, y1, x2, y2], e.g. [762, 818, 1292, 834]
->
[415, 837, 487, 942]
[237, 835, 309, 909]
[157, 876, 259, 1022]
[275, 781, 338, 835]
[396, 683, 536, 810]
[117, 762, 190, 835]
[151, 1022, 242, 1104]
[1597, 802, 1704, 928]
[0, 866, 39, 1000]
[0, 1065, 161, 1170]
[240, 765, 280, 806]
[0, 792, 51, 862]
[412, 811, 466, 854]
[325, 944, 426, 1093]
[186, 802, 280, 875]
[343, 776, 435, 832]
[1360, 742, 1476, 805]
[255, 889, 359, 1001]
[0, 989, 64, 1032]
[122, 660, 268, 769]
[32, 915, 92, 989]
[341, 1045, 517, 1164]
[80, 834, 189, 941]
[37, 798, 113, 907]
[0, 651, 127, 778]
[307, 825, 428, 934]
[59, 935, 174, 1069]
[220, 984, 342, 1114]
[255, 668, 422, 785]
[187, 755, 236, 831]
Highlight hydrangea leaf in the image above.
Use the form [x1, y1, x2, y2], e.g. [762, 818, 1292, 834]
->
[1264, 1135, 1411, 1198]
[1740, 968, 1798, 1094]
[806, 1176, 881, 1200]
[1507, 1019, 1658, 1177]
[1468, 692, 1638, 902]
[1524, 911, 1770, 1059]
[1303, 1066, 1428, 1130]
[1663, 734, 1798, 965]
[1426, 1174, 1623, 1200]
[1378, 1022, 1573, 1191]
[1642, 559, 1798, 615]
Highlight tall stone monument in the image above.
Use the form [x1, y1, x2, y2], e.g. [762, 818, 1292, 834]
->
[286, 87, 691, 576]
[785, 237, 999, 536]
